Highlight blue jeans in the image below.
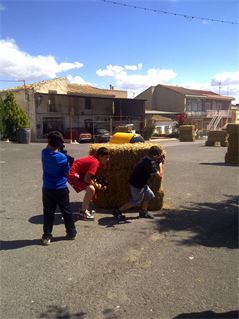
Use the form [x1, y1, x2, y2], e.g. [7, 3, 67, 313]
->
[129, 184, 155, 206]
[42, 188, 76, 236]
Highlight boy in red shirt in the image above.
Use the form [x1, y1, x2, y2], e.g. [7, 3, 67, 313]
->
[67, 147, 109, 220]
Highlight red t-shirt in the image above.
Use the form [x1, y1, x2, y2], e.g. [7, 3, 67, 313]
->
[67, 155, 100, 192]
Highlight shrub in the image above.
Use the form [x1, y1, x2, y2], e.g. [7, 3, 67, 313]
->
[0, 92, 29, 141]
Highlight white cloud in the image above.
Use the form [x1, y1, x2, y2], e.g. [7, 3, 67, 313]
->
[96, 64, 125, 77]
[96, 64, 239, 102]
[211, 71, 239, 86]
[96, 63, 177, 96]
[67, 74, 91, 85]
[124, 63, 143, 71]
[0, 39, 84, 80]
[179, 73, 239, 103]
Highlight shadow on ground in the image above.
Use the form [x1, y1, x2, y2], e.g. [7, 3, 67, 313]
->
[97, 215, 139, 228]
[155, 195, 238, 249]
[29, 202, 83, 225]
[200, 162, 239, 167]
[39, 305, 122, 319]
[39, 306, 86, 319]
[173, 309, 239, 318]
[1, 236, 69, 250]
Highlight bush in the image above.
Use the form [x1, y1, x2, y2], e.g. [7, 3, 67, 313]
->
[0, 92, 29, 141]
[142, 121, 155, 140]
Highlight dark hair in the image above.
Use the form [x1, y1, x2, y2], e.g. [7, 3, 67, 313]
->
[47, 131, 64, 148]
[148, 146, 162, 156]
[96, 147, 109, 158]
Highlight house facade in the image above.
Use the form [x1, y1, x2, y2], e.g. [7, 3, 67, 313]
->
[0, 78, 145, 141]
[136, 84, 235, 132]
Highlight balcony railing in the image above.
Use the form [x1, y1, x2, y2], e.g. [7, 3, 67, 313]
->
[186, 110, 231, 118]
[206, 110, 231, 118]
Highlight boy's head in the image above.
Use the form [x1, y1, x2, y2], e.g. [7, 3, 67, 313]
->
[47, 131, 64, 149]
[96, 147, 110, 166]
[148, 146, 162, 157]
[148, 146, 165, 163]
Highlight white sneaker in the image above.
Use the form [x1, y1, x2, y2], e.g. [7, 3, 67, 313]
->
[41, 235, 52, 245]
[79, 210, 95, 221]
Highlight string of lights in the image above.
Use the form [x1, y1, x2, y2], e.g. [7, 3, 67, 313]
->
[100, 0, 239, 25]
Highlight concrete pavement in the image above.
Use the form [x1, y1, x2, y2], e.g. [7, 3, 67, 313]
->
[0, 140, 238, 319]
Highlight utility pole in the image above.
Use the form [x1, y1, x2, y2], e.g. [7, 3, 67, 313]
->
[0, 79, 27, 112]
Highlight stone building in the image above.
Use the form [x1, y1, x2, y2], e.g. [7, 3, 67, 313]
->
[135, 84, 235, 132]
[0, 78, 145, 141]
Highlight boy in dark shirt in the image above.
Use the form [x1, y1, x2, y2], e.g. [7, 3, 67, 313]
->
[41, 131, 77, 245]
[113, 146, 165, 220]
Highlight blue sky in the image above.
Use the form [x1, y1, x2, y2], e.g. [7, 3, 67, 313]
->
[0, 0, 238, 102]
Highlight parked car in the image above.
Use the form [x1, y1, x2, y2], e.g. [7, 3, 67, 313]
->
[64, 128, 92, 143]
[93, 128, 110, 143]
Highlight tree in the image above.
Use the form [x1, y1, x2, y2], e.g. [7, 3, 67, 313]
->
[0, 91, 29, 140]
[142, 119, 155, 140]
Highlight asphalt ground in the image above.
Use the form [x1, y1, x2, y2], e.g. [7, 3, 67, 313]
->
[0, 139, 238, 319]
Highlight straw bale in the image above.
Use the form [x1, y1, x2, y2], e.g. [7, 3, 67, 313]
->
[221, 141, 228, 147]
[205, 141, 214, 146]
[225, 153, 239, 165]
[90, 143, 164, 210]
[227, 124, 239, 135]
[208, 130, 228, 137]
[179, 125, 195, 142]
[179, 125, 195, 132]
[205, 130, 228, 146]
[225, 124, 239, 164]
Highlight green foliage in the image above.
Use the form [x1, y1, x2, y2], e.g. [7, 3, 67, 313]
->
[0, 91, 29, 140]
[142, 119, 155, 140]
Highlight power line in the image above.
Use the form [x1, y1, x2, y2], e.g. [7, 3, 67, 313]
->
[100, 0, 239, 25]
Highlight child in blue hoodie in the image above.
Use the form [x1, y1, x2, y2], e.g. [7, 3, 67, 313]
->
[41, 131, 77, 245]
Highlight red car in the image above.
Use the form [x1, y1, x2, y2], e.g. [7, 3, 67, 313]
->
[64, 128, 92, 143]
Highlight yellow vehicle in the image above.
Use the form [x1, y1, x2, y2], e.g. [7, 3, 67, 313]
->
[109, 132, 144, 144]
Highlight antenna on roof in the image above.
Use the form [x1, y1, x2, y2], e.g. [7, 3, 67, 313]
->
[218, 81, 221, 95]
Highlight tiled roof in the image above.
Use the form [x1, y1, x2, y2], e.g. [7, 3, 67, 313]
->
[0, 78, 127, 98]
[160, 84, 234, 100]
[67, 84, 116, 97]
[0, 77, 66, 92]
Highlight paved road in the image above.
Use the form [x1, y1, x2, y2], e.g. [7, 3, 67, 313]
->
[0, 140, 238, 319]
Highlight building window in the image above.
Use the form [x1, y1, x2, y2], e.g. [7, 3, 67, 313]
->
[192, 101, 197, 112]
[212, 101, 217, 110]
[85, 98, 92, 110]
[186, 101, 192, 112]
[205, 102, 211, 110]
[197, 101, 202, 112]
[49, 95, 57, 112]
[73, 105, 80, 115]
